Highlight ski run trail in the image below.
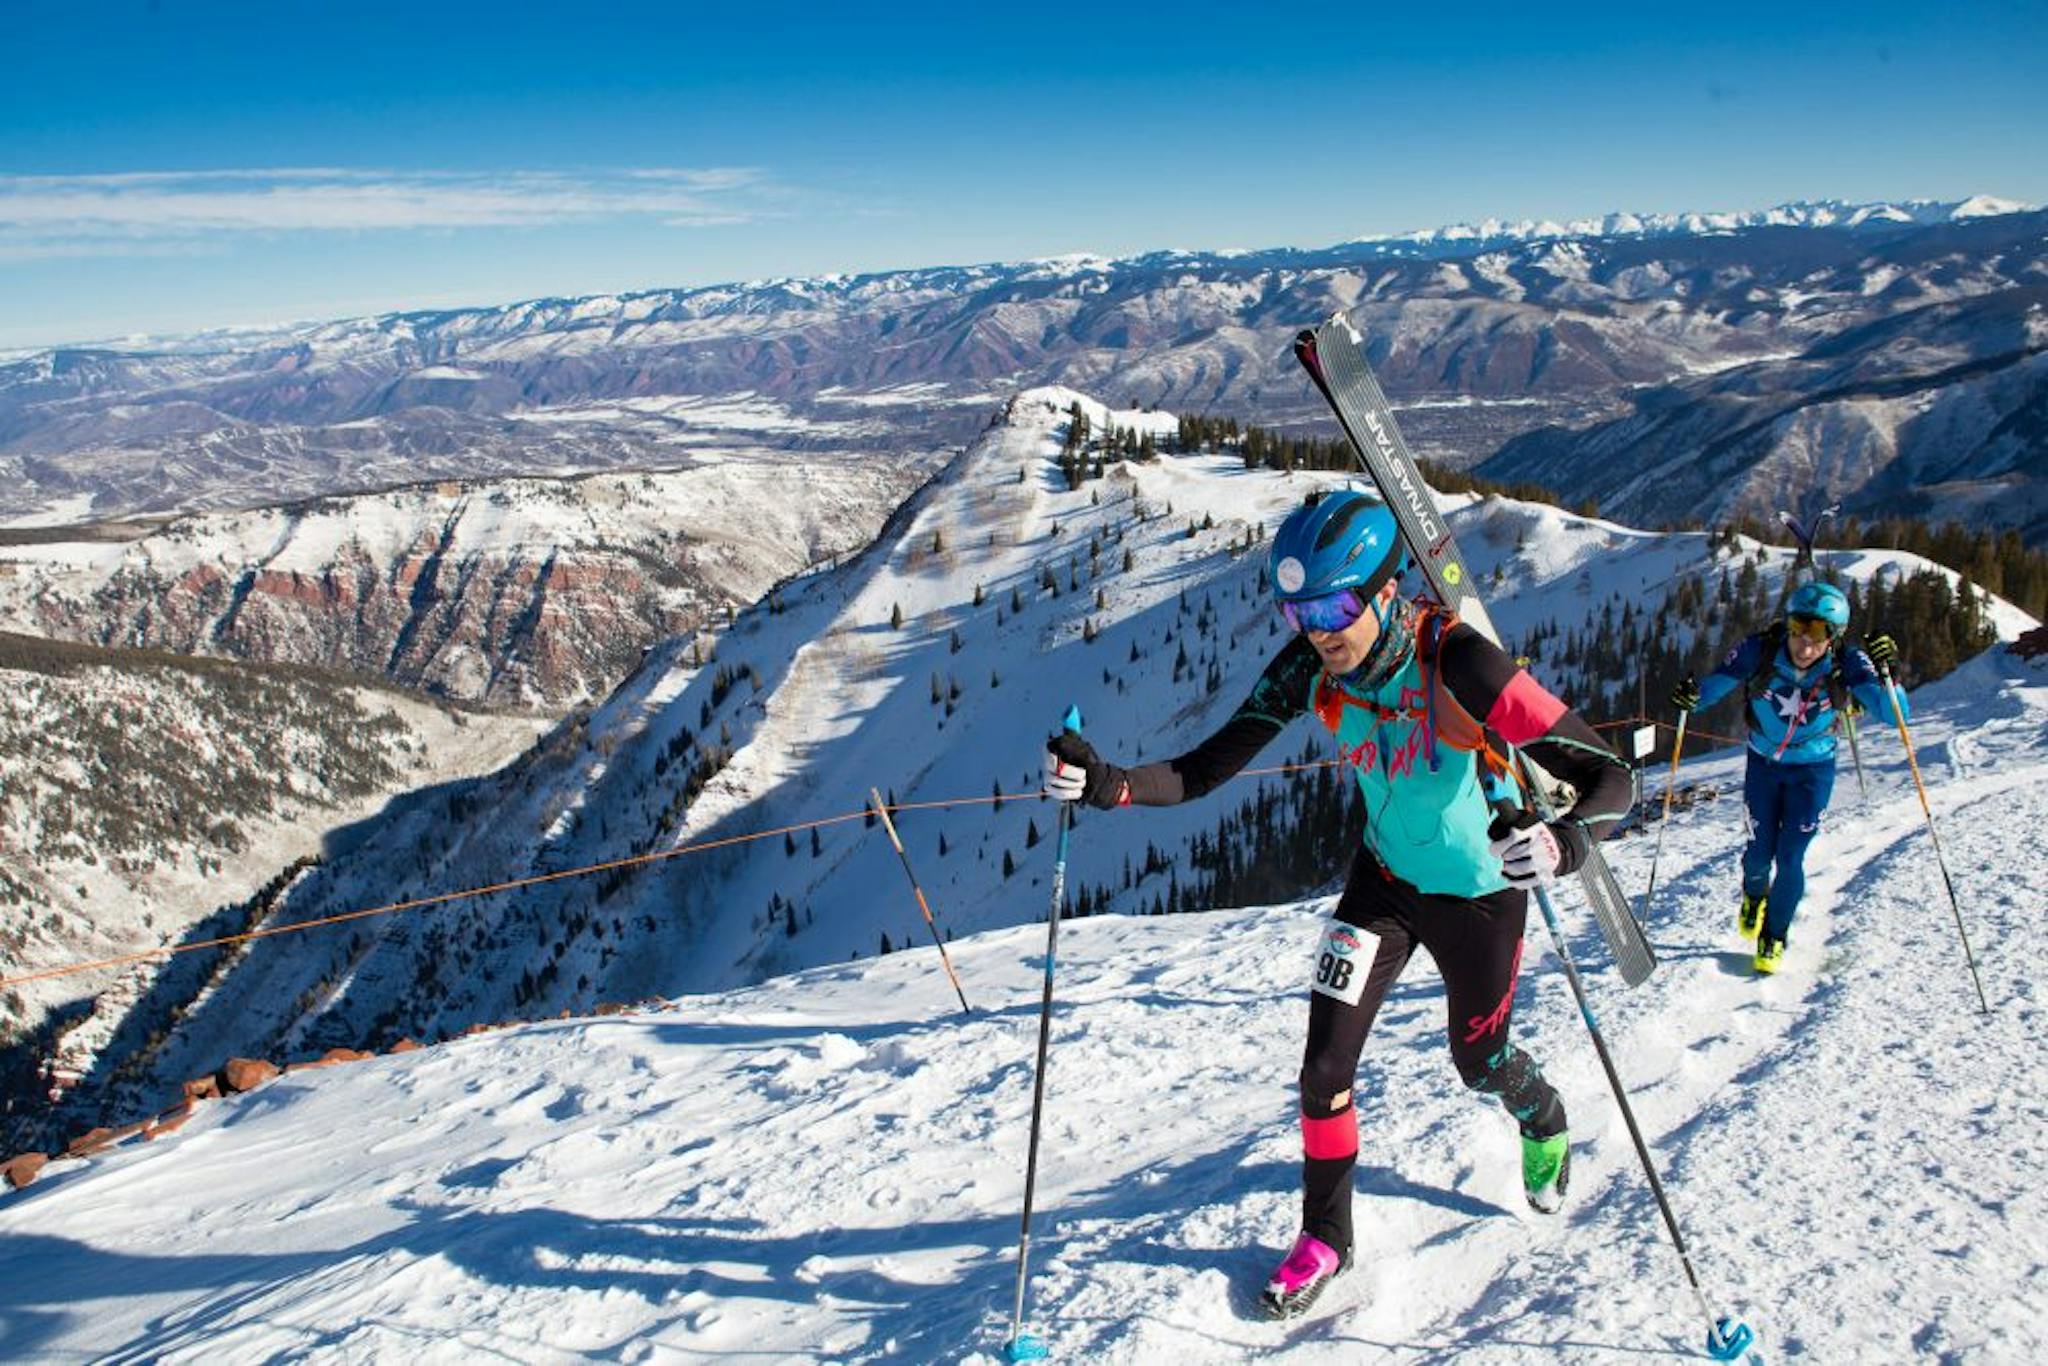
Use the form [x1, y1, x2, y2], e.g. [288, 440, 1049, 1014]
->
[2, 661, 2043, 1361]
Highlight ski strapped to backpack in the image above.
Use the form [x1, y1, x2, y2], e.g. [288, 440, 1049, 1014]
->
[1292, 315, 1655, 988]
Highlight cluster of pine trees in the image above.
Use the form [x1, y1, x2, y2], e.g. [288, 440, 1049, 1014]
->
[1056, 401, 1162, 488]
[1718, 515, 2046, 621]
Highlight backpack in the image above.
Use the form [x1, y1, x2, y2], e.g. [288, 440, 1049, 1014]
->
[1312, 602, 1521, 798]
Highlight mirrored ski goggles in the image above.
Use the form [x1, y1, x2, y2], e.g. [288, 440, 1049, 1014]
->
[1279, 587, 1372, 635]
[1786, 613, 1839, 643]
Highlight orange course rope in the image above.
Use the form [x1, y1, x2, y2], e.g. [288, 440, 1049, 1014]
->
[1591, 715, 1746, 749]
[3, 761, 1353, 994]
[2, 810, 860, 994]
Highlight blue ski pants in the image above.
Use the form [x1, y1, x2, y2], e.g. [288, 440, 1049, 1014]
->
[1741, 750, 1836, 941]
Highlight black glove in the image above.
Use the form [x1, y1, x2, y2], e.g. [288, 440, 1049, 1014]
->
[1864, 634, 1899, 671]
[1668, 674, 1700, 713]
[1043, 733, 1128, 809]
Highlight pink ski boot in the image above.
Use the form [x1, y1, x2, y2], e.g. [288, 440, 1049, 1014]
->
[1258, 1231, 1351, 1319]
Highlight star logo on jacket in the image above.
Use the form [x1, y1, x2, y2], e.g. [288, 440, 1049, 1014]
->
[1768, 688, 1812, 726]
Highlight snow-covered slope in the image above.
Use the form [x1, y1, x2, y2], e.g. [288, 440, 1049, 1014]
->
[1, 645, 2040, 1362]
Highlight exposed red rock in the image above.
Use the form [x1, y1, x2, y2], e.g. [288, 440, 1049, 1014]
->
[65, 1127, 116, 1157]
[220, 1057, 281, 1093]
[146, 1101, 196, 1139]
[3, 1153, 50, 1188]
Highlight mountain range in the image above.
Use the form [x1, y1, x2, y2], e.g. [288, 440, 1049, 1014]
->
[3, 197, 2042, 541]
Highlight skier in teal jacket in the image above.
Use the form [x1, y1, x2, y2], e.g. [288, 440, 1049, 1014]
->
[1043, 490, 1633, 1318]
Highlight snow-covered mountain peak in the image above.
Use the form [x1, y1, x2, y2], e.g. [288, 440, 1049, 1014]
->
[1359, 196, 2035, 254]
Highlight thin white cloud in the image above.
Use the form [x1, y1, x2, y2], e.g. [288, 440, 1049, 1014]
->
[0, 167, 786, 257]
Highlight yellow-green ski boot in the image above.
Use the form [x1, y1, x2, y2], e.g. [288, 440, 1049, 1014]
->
[1737, 892, 1767, 943]
[1754, 934, 1785, 976]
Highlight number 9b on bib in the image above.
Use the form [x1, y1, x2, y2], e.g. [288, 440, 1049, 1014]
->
[1311, 922, 1372, 1006]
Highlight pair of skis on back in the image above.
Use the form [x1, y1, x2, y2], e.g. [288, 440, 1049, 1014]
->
[1294, 315, 1657, 988]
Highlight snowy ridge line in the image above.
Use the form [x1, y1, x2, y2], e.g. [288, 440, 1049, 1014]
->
[0, 759, 1344, 995]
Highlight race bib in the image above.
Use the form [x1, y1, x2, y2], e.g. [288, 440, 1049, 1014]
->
[1311, 921, 1372, 1006]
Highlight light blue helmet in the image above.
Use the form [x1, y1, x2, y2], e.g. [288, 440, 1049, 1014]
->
[1787, 580, 1850, 632]
[1268, 490, 1404, 602]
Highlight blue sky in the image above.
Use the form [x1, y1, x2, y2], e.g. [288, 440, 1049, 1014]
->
[3, 0, 2043, 349]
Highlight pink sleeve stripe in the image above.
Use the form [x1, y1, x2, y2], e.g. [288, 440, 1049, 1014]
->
[1300, 1109, 1358, 1162]
[1486, 670, 1568, 746]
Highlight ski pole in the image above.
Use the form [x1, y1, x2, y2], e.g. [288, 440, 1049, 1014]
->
[1006, 704, 1083, 1362]
[1636, 711, 1689, 928]
[869, 787, 973, 1017]
[1493, 772, 1755, 1362]
[1839, 707, 1871, 809]
[1875, 664, 1990, 1015]
[1525, 874, 1759, 1363]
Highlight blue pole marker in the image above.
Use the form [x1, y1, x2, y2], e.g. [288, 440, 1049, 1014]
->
[1708, 1317, 1758, 1361]
[1005, 706, 1082, 1362]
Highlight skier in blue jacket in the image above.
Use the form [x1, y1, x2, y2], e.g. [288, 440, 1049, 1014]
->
[1668, 581, 1904, 974]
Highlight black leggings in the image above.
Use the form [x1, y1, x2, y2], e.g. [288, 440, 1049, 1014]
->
[1298, 850, 1565, 1252]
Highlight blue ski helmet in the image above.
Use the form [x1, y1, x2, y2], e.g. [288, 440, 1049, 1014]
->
[1269, 490, 1405, 602]
[1786, 580, 1850, 632]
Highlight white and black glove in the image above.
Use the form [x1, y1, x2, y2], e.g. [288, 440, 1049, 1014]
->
[1487, 811, 1567, 889]
[1043, 733, 1128, 809]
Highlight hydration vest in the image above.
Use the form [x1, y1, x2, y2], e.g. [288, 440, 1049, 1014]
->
[1308, 605, 1522, 898]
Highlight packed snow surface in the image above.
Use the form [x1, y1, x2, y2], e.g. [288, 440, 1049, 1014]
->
[0, 643, 2041, 1361]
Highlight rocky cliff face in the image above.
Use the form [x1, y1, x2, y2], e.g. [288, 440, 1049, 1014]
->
[0, 456, 929, 710]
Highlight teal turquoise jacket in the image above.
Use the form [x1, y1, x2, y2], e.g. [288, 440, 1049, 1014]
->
[1124, 615, 1635, 899]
